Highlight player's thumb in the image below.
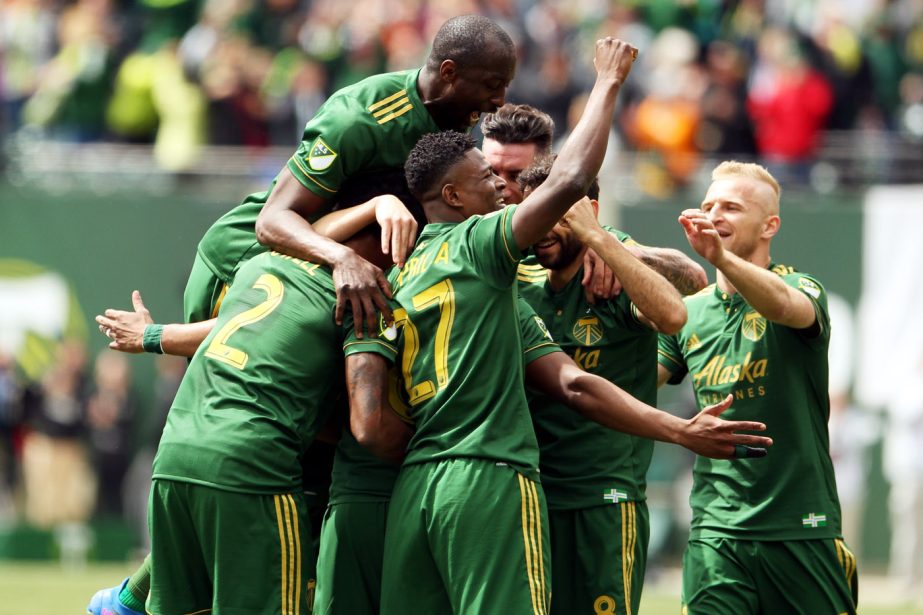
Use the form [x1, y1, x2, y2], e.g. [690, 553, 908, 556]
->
[132, 290, 148, 314]
[703, 393, 733, 417]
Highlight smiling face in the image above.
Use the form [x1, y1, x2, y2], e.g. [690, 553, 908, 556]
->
[443, 148, 507, 218]
[482, 138, 539, 205]
[700, 175, 780, 260]
[442, 41, 516, 129]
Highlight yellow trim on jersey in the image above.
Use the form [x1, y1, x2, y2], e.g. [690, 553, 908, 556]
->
[517, 275, 547, 284]
[274, 494, 303, 615]
[500, 207, 518, 263]
[210, 283, 229, 319]
[289, 156, 337, 193]
[518, 263, 545, 271]
[657, 348, 684, 369]
[524, 341, 558, 355]
[343, 339, 398, 353]
[518, 474, 548, 614]
[368, 89, 408, 112]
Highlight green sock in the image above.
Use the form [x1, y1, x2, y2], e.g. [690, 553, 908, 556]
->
[117, 554, 151, 612]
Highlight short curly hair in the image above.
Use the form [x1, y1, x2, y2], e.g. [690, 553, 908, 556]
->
[518, 155, 599, 201]
[405, 131, 476, 200]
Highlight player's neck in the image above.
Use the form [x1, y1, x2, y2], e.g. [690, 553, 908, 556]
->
[547, 247, 587, 292]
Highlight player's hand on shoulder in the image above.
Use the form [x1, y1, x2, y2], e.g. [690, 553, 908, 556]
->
[332, 252, 393, 338]
[95, 290, 153, 354]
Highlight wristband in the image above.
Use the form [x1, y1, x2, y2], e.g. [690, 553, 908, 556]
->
[142, 324, 165, 354]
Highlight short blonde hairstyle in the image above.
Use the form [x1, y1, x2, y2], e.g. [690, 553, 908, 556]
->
[711, 160, 781, 208]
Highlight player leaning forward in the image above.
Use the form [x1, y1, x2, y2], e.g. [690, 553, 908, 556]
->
[347, 39, 771, 615]
[657, 161, 859, 614]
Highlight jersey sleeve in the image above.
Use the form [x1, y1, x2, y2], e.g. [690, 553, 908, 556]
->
[466, 205, 525, 289]
[287, 96, 375, 199]
[517, 296, 562, 364]
[657, 332, 688, 384]
[779, 270, 830, 342]
[341, 308, 400, 363]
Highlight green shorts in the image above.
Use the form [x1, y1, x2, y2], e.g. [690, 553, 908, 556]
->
[548, 501, 649, 615]
[314, 500, 390, 615]
[183, 252, 229, 323]
[148, 479, 315, 615]
[380, 459, 550, 615]
[682, 536, 859, 615]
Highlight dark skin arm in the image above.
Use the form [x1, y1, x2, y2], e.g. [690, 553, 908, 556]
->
[345, 353, 413, 465]
[255, 169, 393, 335]
[526, 352, 772, 459]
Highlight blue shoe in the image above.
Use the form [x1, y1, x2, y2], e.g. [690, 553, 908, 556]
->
[86, 577, 144, 615]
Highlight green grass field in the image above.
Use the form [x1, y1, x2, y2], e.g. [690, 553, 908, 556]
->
[0, 561, 920, 615]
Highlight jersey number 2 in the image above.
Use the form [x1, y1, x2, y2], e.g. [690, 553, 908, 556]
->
[392, 279, 455, 405]
[204, 274, 284, 369]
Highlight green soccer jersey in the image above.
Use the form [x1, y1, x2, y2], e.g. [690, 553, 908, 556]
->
[195, 69, 441, 287]
[152, 251, 395, 494]
[658, 263, 841, 540]
[331, 296, 561, 503]
[371, 205, 544, 477]
[517, 229, 658, 511]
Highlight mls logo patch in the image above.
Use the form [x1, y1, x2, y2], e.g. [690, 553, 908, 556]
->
[307, 138, 337, 171]
[798, 277, 821, 299]
[533, 316, 553, 341]
[741, 311, 767, 342]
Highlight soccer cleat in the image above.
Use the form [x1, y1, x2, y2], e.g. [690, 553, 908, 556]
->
[86, 577, 144, 615]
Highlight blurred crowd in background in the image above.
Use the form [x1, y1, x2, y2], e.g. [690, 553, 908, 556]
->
[2, 0, 923, 188]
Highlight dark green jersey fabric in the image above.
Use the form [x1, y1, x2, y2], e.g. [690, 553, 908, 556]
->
[658, 263, 841, 540]
[329, 296, 560, 503]
[381, 205, 546, 477]
[152, 251, 390, 494]
[195, 69, 440, 287]
[517, 229, 658, 510]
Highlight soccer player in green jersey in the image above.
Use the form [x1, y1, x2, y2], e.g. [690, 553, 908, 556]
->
[345, 38, 772, 614]
[657, 161, 859, 614]
[516, 158, 690, 615]
[145, 224, 410, 615]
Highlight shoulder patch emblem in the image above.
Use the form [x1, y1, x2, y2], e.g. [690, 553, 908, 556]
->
[534, 315, 553, 341]
[573, 316, 604, 346]
[307, 138, 337, 171]
[798, 277, 821, 299]
[741, 310, 767, 342]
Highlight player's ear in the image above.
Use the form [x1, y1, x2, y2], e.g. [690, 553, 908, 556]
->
[439, 59, 459, 84]
[762, 214, 780, 239]
[442, 183, 462, 209]
[590, 199, 600, 218]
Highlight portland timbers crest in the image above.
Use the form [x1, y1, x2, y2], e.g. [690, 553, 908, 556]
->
[741, 310, 767, 342]
[573, 315, 603, 346]
[307, 138, 337, 171]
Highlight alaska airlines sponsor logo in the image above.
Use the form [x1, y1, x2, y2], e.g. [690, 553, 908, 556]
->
[692, 351, 767, 387]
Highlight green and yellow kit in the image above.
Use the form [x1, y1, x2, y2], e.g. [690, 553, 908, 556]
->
[657, 263, 857, 614]
[185, 69, 441, 322]
[149, 251, 390, 615]
[315, 297, 559, 615]
[354, 205, 551, 614]
[516, 229, 655, 615]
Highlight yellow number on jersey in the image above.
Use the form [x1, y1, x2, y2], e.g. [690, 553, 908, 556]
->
[392, 279, 455, 405]
[204, 274, 284, 369]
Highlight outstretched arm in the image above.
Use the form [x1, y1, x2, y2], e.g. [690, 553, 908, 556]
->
[526, 351, 772, 459]
[679, 210, 815, 328]
[511, 38, 637, 250]
[255, 169, 393, 335]
[96, 291, 215, 357]
[562, 199, 686, 334]
[345, 353, 412, 465]
[628, 245, 708, 296]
